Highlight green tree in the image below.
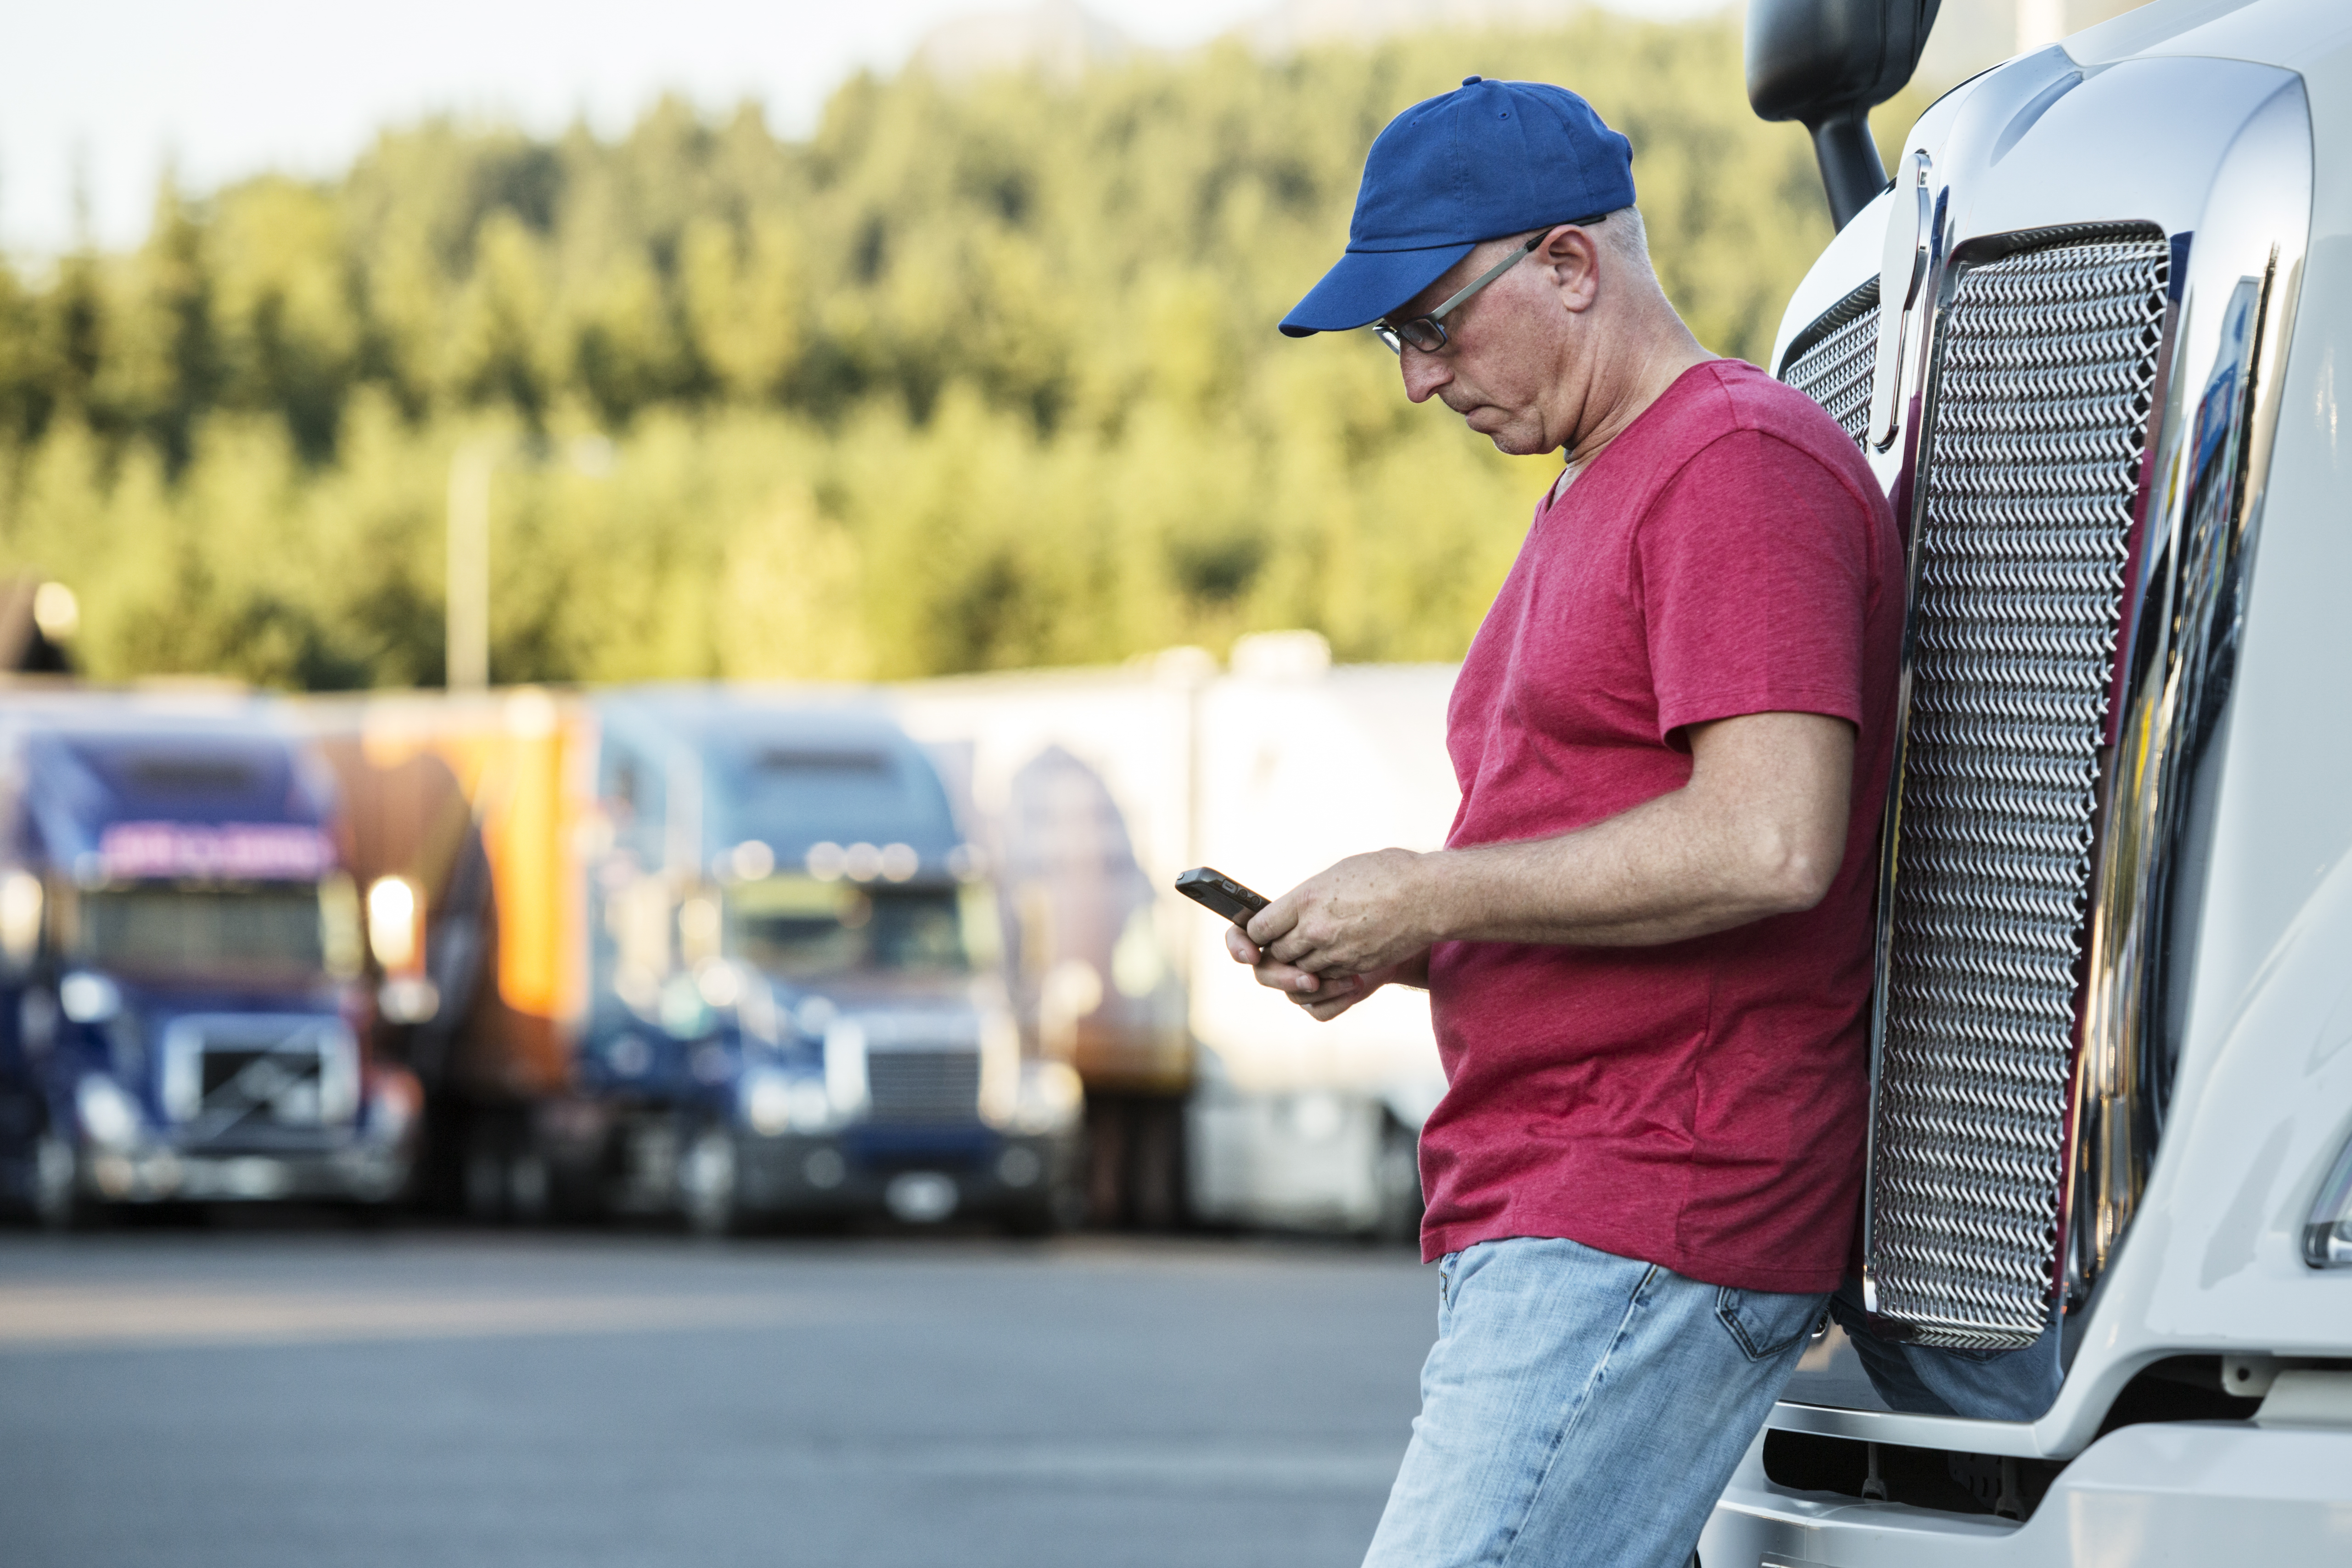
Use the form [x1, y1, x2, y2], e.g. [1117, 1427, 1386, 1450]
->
[0, 12, 1925, 690]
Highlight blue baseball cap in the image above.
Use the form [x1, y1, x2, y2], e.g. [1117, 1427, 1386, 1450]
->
[1280, 77, 1635, 338]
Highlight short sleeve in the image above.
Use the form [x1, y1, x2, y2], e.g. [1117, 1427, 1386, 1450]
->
[1634, 429, 1879, 747]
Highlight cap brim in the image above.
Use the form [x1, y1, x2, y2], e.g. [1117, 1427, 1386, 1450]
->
[1279, 242, 1476, 338]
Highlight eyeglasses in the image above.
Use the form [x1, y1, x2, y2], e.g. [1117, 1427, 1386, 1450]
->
[1372, 214, 1608, 355]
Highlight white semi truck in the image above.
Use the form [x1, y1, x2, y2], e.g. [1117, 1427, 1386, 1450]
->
[891, 635, 1457, 1237]
[1704, 0, 2352, 1557]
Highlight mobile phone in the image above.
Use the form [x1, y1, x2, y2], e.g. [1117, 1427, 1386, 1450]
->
[1174, 866, 1270, 927]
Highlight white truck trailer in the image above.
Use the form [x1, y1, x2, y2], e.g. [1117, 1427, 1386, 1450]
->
[1704, 0, 2352, 1556]
[891, 635, 1458, 1236]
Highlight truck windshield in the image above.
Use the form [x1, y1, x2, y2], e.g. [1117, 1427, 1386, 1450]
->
[69, 881, 359, 984]
[728, 876, 974, 980]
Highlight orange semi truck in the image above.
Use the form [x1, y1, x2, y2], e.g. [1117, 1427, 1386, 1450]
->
[303, 690, 588, 1216]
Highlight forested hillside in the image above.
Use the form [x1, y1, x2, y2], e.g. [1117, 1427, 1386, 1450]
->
[0, 14, 1920, 688]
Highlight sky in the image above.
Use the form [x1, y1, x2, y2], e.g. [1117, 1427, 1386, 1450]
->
[0, 0, 2049, 261]
[0, 0, 1283, 258]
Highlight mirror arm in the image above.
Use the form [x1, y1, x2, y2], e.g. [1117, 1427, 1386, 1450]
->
[1745, 0, 1937, 229]
[1810, 112, 1891, 231]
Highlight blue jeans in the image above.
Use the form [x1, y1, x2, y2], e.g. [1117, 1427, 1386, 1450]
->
[1364, 1237, 1826, 1568]
[1824, 1278, 2065, 1420]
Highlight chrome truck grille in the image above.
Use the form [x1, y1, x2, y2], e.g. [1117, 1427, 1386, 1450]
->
[1864, 233, 2170, 1348]
[865, 1049, 982, 1122]
[160, 1014, 362, 1138]
[1779, 277, 1880, 445]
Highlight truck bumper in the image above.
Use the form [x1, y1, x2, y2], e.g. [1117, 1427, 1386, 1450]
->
[81, 1144, 409, 1206]
[1703, 1420, 2352, 1565]
[734, 1128, 1078, 1221]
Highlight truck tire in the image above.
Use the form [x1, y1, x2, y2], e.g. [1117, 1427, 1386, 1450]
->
[678, 1124, 751, 1238]
[1083, 1094, 1188, 1231]
[1001, 1197, 1057, 1237]
[30, 1130, 92, 1231]
[461, 1126, 507, 1222]
[543, 1156, 612, 1225]
[459, 1111, 551, 1225]
[1374, 1115, 1424, 1246]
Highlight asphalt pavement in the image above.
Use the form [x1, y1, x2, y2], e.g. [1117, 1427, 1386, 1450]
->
[0, 1222, 1434, 1568]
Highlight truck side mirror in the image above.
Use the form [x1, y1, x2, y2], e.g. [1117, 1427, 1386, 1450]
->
[1746, 0, 1942, 230]
[0, 868, 42, 978]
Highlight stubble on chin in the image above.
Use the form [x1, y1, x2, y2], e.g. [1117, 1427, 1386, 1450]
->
[1478, 418, 1544, 456]
[1453, 391, 1542, 455]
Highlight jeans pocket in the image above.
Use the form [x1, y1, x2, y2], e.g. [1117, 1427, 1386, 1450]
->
[1716, 1285, 1826, 1361]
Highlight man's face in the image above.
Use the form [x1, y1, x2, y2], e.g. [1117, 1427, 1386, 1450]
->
[1381, 228, 1594, 456]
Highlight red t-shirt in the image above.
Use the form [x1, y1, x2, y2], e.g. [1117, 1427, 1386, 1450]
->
[1420, 358, 1902, 1293]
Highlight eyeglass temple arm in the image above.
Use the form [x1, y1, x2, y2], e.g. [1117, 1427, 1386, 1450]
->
[1430, 230, 1553, 320]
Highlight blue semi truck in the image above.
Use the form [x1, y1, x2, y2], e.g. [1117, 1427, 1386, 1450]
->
[540, 687, 1084, 1233]
[0, 691, 420, 1223]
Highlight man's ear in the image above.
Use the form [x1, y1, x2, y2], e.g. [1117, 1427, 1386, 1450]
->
[1540, 225, 1604, 316]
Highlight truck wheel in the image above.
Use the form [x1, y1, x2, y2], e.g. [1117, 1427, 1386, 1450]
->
[460, 1115, 548, 1225]
[678, 1125, 749, 1238]
[1004, 1156, 1087, 1237]
[1373, 1116, 1424, 1246]
[506, 1152, 550, 1223]
[1001, 1190, 1059, 1238]
[462, 1136, 506, 1222]
[31, 1131, 91, 1231]
[544, 1159, 612, 1225]
[1053, 1176, 1089, 1233]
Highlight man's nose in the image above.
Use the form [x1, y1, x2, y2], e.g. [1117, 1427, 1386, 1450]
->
[1399, 346, 1450, 404]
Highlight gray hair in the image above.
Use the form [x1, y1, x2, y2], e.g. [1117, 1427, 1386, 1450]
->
[1516, 206, 1650, 270]
[1597, 205, 1647, 261]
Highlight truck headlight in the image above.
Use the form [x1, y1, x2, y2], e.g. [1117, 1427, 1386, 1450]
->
[1013, 1060, 1084, 1135]
[377, 976, 441, 1025]
[660, 974, 711, 1040]
[59, 971, 121, 1024]
[742, 1068, 835, 1135]
[824, 1019, 869, 1117]
[742, 1068, 795, 1136]
[978, 1006, 1021, 1126]
[76, 1074, 143, 1151]
[368, 1069, 421, 1145]
[2304, 1126, 2352, 1268]
[788, 1078, 833, 1131]
[365, 875, 422, 972]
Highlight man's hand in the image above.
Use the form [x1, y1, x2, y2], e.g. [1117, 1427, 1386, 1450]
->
[1224, 921, 1429, 1023]
[1245, 848, 1434, 978]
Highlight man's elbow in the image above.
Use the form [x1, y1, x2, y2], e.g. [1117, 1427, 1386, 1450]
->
[1743, 827, 1842, 916]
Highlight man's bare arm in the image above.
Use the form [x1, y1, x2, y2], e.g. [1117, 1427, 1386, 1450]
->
[1241, 711, 1854, 989]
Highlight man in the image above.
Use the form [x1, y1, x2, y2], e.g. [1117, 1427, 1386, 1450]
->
[1239, 78, 1903, 1566]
